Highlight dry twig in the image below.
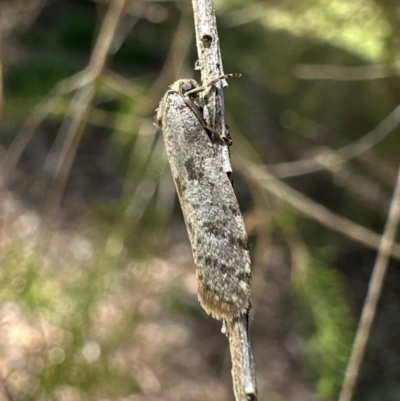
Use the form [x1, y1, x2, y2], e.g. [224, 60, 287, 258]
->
[190, 1, 257, 399]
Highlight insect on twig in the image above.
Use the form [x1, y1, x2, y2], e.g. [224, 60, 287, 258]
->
[156, 73, 257, 401]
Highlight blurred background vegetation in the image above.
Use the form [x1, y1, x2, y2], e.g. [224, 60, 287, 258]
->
[1, 0, 400, 400]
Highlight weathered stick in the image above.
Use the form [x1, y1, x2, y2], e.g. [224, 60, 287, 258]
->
[190, 2, 256, 399]
[192, 0, 233, 179]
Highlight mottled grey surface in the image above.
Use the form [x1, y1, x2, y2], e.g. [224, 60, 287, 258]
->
[157, 80, 251, 320]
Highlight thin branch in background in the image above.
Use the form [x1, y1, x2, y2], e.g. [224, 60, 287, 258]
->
[5, 0, 130, 180]
[338, 163, 400, 401]
[43, 0, 129, 222]
[235, 157, 400, 261]
[269, 105, 400, 178]
[5, 94, 63, 177]
[89, 0, 129, 76]
[294, 63, 400, 81]
[3, 0, 129, 232]
[4, 66, 85, 181]
[44, 86, 95, 220]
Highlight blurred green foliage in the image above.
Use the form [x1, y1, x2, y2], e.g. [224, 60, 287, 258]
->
[0, 241, 141, 399]
[218, 0, 389, 60]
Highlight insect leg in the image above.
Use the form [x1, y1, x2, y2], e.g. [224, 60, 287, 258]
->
[182, 96, 221, 140]
[185, 73, 242, 97]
